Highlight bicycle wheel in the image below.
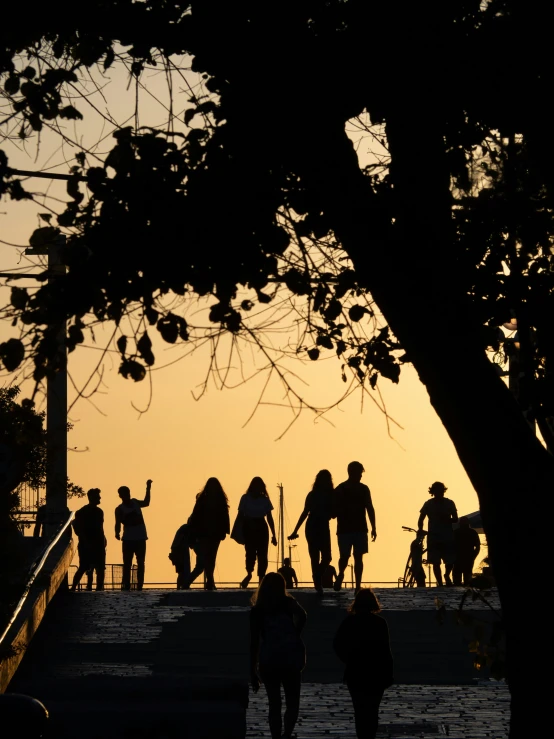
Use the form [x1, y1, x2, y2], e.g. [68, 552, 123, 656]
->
[402, 554, 416, 587]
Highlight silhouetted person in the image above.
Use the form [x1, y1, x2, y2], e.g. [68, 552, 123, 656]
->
[33, 504, 47, 538]
[410, 530, 427, 587]
[453, 516, 481, 586]
[418, 481, 458, 586]
[71, 488, 106, 591]
[184, 477, 230, 590]
[169, 521, 204, 589]
[333, 462, 376, 592]
[238, 477, 277, 588]
[333, 588, 393, 739]
[250, 572, 307, 739]
[288, 469, 335, 593]
[278, 558, 298, 589]
[321, 563, 337, 589]
[115, 479, 151, 590]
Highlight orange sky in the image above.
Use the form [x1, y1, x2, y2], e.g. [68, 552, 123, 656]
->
[0, 56, 481, 587]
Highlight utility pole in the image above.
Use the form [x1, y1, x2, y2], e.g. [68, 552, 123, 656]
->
[26, 235, 68, 536]
[277, 483, 285, 568]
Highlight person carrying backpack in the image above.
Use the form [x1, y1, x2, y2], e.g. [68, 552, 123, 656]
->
[250, 572, 307, 739]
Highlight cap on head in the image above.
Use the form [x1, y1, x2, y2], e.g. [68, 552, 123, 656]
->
[428, 481, 447, 496]
[347, 461, 365, 476]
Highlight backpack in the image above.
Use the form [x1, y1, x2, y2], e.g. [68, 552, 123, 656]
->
[259, 607, 306, 671]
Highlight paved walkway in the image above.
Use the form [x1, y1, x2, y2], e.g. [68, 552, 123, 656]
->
[247, 683, 509, 738]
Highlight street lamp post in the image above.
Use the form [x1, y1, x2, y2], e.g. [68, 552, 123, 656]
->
[26, 235, 69, 536]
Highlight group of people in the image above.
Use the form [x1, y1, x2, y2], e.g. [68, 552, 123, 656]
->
[169, 461, 376, 592]
[67, 462, 481, 594]
[412, 481, 481, 587]
[250, 574, 393, 739]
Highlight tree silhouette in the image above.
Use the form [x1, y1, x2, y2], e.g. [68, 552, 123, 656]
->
[1, 3, 552, 734]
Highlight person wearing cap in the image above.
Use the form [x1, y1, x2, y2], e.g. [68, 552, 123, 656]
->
[417, 481, 458, 586]
[333, 461, 377, 592]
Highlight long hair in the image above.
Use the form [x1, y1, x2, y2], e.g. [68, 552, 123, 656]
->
[311, 469, 334, 495]
[251, 572, 290, 610]
[197, 477, 229, 507]
[348, 587, 381, 615]
[245, 476, 269, 499]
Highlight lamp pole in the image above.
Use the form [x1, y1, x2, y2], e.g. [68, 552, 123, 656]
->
[26, 235, 68, 536]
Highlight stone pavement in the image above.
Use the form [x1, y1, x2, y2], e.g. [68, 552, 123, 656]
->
[247, 683, 509, 739]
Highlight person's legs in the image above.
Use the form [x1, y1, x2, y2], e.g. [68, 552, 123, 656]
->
[122, 540, 133, 590]
[307, 536, 322, 590]
[242, 521, 256, 587]
[282, 669, 301, 738]
[71, 563, 87, 590]
[462, 559, 474, 586]
[72, 544, 90, 590]
[260, 668, 282, 739]
[353, 552, 364, 591]
[256, 521, 270, 580]
[444, 562, 454, 585]
[94, 549, 106, 591]
[135, 540, 146, 590]
[432, 563, 443, 586]
[335, 534, 352, 590]
[452, 561, 463, 586]
[203, 538, 221, 589]
[347, 682, 383, 739]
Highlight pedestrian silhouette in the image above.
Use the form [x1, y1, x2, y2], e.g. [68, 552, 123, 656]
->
[32, 503, 47, 538]
[321, 563, 337, 589]
[237, 477, 277, 588]
[288, 468, 335, 593]
[418, 482, 458, 586]
[333, 462, 377, 592]
[278, 557, 298, 589]
[410, 530, 427, 587]
[333, 588, 394, 739]
[250, 572, 307, 739]
[182, 477, 230, 590]
[115, 479, 152, 591]
[71, 488, 106, 591]
[169, 521, 205, 589]
[453, 516, 481, 586]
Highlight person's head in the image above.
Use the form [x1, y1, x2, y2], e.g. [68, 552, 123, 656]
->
[118, 485, 131, 503]
[199, 477, 229, 506]
[347, 461, 364, 482]
[283, 557, 291, 566]
[348, 587, 381, 615]
[428, 481, 447, 498]
[87, 488, 101, 506]
[246, 476, 268, 499]
[251, 571, 289, 609]
[312, 469, 334, 494]
[459, 516, 470, 529]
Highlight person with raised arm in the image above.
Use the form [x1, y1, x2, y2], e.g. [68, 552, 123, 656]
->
[115, 479, 152, 591]
[288, 469, 335, 593]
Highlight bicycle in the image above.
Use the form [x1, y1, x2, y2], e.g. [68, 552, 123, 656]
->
[400, 526, 428, 587]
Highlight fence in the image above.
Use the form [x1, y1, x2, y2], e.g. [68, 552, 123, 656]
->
[69, 564, 138, 590]
[12, 483, 42, 534]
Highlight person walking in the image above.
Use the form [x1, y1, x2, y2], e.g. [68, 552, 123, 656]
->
[288, 469, 335, 593]
[250, 572, 307, 739]
[278, 558, 298, 589]
[115, 479, 152, 591]
[333, 462, 376, 592]
[238, 477, 277, 589]
[417, 481, 458, 586]
[453, 516, 481, 586]
[183, 477, 230, 590]
[169, 521, 204, 589]
[333, 588, 394, 739]
[71, 488, 106, 591]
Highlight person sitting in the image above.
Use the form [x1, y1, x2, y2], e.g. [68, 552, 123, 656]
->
[278, 558, 298, 589]
[410, 530, 427, 587]
[453, 516, 481, 586]
[321, 563, 338, 589]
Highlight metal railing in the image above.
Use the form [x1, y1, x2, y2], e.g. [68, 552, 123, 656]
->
[0, 511, 74, 646]
[69, 564, 137, 590]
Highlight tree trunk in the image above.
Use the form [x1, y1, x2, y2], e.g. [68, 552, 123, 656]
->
[293, 118, 551, 736]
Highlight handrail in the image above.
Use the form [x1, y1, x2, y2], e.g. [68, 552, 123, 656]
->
[0, 511, 74, 647]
